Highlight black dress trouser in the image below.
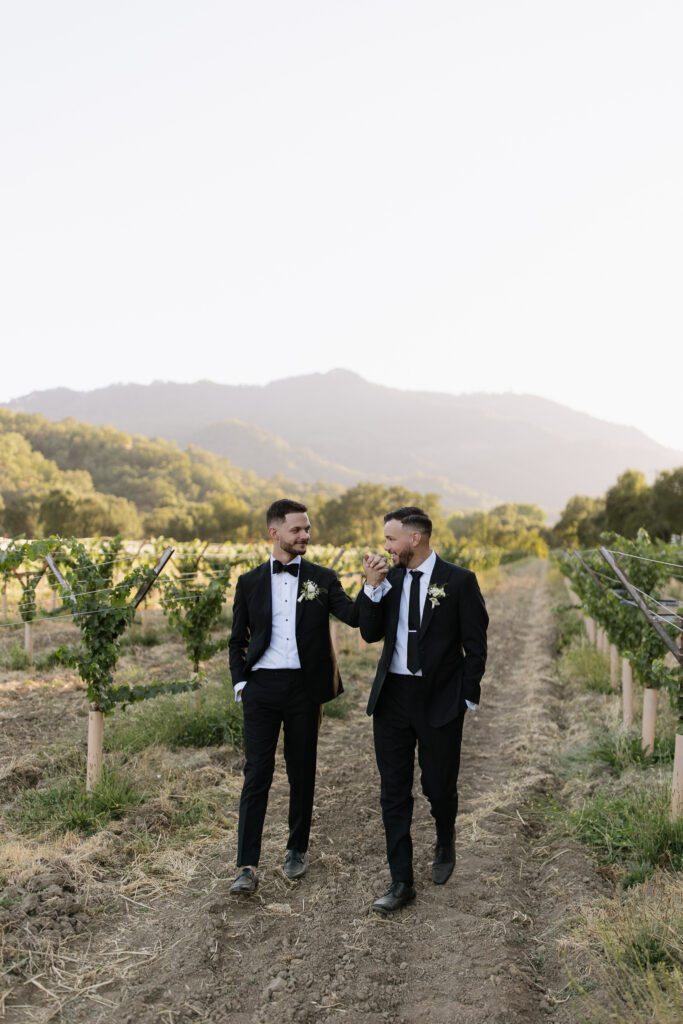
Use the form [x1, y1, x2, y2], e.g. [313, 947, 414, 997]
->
[237, 669, 320, 867]
[372, 672, 466, 884]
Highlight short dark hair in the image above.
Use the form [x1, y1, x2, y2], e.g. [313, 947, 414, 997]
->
[266, 498, 308, 526]
[383, 506, 432, 537]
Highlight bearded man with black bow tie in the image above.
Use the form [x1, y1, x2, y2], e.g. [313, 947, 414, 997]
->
[228, 498, 387, 894]
[360, 506, 489, 913]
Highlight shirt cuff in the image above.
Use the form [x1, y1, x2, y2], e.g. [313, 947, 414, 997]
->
[234, 681, 247, 703]
[465, 700, 478, 712]
[363, 579, 392, 602]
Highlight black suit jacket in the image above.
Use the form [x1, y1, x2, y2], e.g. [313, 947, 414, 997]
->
[228, 559, 360, 704]
[359, 554, 488, 726]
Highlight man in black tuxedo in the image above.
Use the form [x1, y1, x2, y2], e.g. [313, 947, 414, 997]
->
[359, 506, 488, 912]
[228, 498, 386, 894]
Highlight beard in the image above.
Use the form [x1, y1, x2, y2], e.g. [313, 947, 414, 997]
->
[280, 538, 307, 557]
[393, 549, 411, 568]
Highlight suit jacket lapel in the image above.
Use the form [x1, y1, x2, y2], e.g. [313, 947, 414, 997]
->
[384, 567, 405, 655]
[419, 555, 449, 640]
[257, 561, 273, 644]
[295, 559, 311, 630]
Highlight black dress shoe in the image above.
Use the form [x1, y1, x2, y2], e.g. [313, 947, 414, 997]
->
[282, 850, 307, 880]
[431, 841, 455, 885]
[230, 867, 258, 895]
[371, 881, 416, 913]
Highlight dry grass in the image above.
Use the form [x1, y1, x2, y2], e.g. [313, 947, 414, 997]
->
[545, 564, 683, 1023]
[0, 733, 243, 1012]
[561, 873, 683, 1023]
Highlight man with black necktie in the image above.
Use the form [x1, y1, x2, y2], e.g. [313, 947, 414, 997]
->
[227, 498, 387, 894]
[360, 506, 488, 912]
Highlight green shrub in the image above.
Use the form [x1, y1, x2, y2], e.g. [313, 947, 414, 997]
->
[592, 732, 675, 774]
[9, 768, 143, 836]
[0, 642, 30, 670]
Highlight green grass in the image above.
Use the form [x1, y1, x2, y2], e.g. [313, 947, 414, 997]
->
[106, 679, 244, 753]
[323, 695, 351, 720]
[561, 731, 677, 779]
[623, 926, 683, 972]
[553, 602, 586, 654]
[558, 644, 612, 693]
[120, 626, 165, 648]
[0, 641, 31, 670]
[567, 784, 683, 886]
[8, 768, 144, 836]
[592, 731, 676, 774]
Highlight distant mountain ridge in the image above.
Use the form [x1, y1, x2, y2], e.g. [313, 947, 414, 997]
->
[6, 370, 681, 514]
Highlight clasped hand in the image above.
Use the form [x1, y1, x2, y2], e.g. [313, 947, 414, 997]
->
[363, 552, 389, 588]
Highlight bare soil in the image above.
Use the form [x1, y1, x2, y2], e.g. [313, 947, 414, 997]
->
[1, 561, 609, 1023]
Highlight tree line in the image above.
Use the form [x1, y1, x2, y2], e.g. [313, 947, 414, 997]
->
[2, 409, 679, 553]
[553, 468, 683, 548]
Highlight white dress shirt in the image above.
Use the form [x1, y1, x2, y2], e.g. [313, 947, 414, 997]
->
[388, 549, 437, 676]
[234, 555, 302, 701]
[363, 551, 478, 710]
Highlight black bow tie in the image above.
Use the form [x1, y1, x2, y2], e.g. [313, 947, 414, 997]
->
[272, 560, 299, 577]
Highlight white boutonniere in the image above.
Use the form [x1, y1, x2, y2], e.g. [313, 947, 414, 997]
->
[297, 580, 327, 603]
[427, 583, 447, 608]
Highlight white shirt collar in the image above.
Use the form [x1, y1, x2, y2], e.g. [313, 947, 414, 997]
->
[406, 549, 436, 576]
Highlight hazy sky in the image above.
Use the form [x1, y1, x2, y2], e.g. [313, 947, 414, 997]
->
[2, 2, 681, 449]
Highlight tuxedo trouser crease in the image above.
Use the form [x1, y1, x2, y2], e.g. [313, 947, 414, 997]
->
[372, 673, 465, 884]
[237, 669, 320, 867]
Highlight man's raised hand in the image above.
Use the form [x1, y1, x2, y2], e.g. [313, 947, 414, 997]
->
[363, 553, 389, 589]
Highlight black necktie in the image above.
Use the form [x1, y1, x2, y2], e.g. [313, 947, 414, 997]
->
[407, 570, 423, 674]
[272, 559, 299, 577]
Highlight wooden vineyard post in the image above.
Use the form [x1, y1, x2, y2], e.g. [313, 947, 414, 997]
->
[621, 659, 634, 730]
[642, 688, 657, 756]
[673, 732, 683, 821]
[87, 709, 105, 791]
[191, 672, 202, 712]
[24, 621, 33, 662]
[585, 616, 596, 645]
[609, 644, 620, 690]
[1, 582, 6, 619]
[672, 632, 683, 821]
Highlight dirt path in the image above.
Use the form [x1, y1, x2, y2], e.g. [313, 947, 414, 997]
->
[7, 560, 592, 1024]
